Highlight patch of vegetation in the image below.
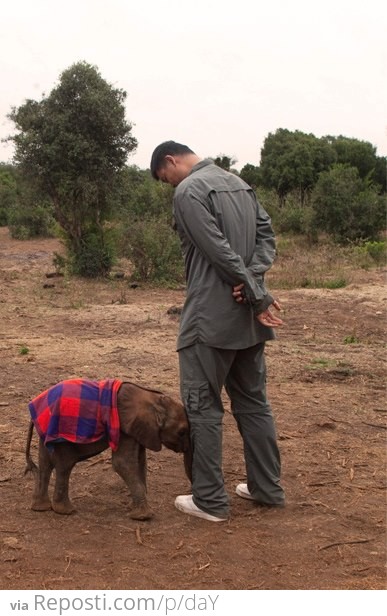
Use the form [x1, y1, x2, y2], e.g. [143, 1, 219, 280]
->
[354, 240, 387, 269]
[307, 358, 334, 369]
[298, 277, 347, 289]
[323, 278, 347, 289]
[269, 234, 386, 290]
[19, 345, 29, 355]
[52, 252, 67, 275]
[305, 358, 356, 376]
[8, 203, 56, 240]
[344, 334, 360, 344]
[117, 217, 184, 285]
[68, 300, 86, 310]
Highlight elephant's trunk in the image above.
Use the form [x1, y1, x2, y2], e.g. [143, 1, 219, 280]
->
[183, 441, 193, 484]
[24, 420, 38, 475]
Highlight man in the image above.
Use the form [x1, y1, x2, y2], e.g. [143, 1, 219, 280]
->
[150, 141, 285, 522]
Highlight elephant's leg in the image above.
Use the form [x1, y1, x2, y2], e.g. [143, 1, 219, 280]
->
[112, 436, 152, 520]
[31, 441, 54, 511]
[51, 445, 78, 515]
[138, 445, 147, 488]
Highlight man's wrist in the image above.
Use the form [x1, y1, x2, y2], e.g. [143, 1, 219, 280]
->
[252, 293, 274, 315]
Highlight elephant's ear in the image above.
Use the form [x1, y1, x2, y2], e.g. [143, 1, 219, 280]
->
[117, 383, 165, 451]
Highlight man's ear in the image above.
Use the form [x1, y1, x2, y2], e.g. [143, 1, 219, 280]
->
[164, 155, 177, 167]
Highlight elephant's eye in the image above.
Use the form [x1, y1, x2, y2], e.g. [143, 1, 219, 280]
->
[178, 428, 187, 437]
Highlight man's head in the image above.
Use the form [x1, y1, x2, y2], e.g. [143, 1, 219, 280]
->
[150, 141, 201, 187]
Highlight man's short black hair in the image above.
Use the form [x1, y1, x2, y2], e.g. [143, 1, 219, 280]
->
[150, 141, 195, 180]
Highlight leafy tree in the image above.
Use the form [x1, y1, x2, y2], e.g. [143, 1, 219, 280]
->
[7, 61, 137, 276]
[212, 154, 238, 172]
[259, 129, 336, 206]
[373, 156, 387, 193]
[325, 135, 380, 183]
[116, 166, 174, 219]
[240, 163, 261, 188]
[311, 164, 385, 243]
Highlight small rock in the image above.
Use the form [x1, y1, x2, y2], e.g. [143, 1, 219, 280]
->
[3, 537, 22, 550]
[167, 305, 183, 316]
[45, 272, 64, 278]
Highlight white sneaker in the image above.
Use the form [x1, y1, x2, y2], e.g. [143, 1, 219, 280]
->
[235, 483, 285, 507]
[174, 495, 228, 522]
[235, 483, 255, 500]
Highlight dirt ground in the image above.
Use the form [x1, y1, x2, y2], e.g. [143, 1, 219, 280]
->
[0, 226, 386, 591]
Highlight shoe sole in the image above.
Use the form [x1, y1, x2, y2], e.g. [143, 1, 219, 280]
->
[174, 501, 227, 522]
[235, 487, 285, 507]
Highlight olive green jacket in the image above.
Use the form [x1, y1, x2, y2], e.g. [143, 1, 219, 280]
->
[173, 159, 276, 350]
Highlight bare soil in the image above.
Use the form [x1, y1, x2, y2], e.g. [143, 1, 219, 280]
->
[0, 227, 386, 590]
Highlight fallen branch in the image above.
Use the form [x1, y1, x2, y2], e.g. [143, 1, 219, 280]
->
[308, 480, 340, 487]
[344, 484, 386, 491]
[117, 524, 136, 533]
[327, 416, 351, 425]
[279, 431, 299, 440]
[85, 457, 107, 467]
[135, 526, 143, 545]
[361, 421, 387, 430]
[0, 529, 21, 533]
[318, 537, 374, 551]
[311, 500, 331, 509]
[64, 555, 72, 573]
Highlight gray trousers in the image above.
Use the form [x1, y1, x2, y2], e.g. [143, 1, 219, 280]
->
[179, 342, 284, 518]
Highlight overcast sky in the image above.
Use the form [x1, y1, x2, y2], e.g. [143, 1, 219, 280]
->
[1, 0, 386, 171]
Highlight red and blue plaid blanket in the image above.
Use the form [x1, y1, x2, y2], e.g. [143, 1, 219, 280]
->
[28, 379, 122, 451]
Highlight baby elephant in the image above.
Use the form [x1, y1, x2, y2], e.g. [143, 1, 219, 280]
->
[25, 379, 192, 520]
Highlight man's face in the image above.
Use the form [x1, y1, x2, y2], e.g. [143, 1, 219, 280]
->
[157, 156, 187, 187]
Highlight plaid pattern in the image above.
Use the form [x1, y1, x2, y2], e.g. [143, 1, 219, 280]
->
[28, 379, 122, 451]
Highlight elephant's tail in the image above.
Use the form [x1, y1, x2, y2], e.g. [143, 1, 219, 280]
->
[24, 420, 38, 475]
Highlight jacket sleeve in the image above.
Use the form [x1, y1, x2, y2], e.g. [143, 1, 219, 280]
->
[247, 199, 277, 277]
[173, 190, 274, 314]
[242, 199, 277, 311]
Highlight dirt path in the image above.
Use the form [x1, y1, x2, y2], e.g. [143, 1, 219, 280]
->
[0, 227, 386, 590]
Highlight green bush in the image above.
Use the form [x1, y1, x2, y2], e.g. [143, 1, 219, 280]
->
[362, 241, 386, 264]
[118, 217, 184, 284]
[256, 188, 280, 228]
[0, 165, 18, 226]
[0, 207, 8, 226]
[68, 228, 116, 278]
[275, 205, 307, 234]
[311, 165, 385, 243]
[354, 240, 387, 269]
[114, 170, 184, 284]
[8, 204, 56, 239]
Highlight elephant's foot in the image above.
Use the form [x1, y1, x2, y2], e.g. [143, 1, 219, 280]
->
[31, 498, 52, 512]
[129, 505, 153, 521]
[52, 499, 76, 515]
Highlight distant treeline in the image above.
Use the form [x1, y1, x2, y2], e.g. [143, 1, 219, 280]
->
[0, 61, 385, 280]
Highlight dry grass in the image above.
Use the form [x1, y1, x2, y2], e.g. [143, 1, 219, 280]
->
[267, 235, 385, 290]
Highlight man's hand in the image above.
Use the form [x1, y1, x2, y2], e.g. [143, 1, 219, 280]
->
[232, 283, 247, 304]
[256, 303, 283, 328]
[232, 283, 283, 327]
